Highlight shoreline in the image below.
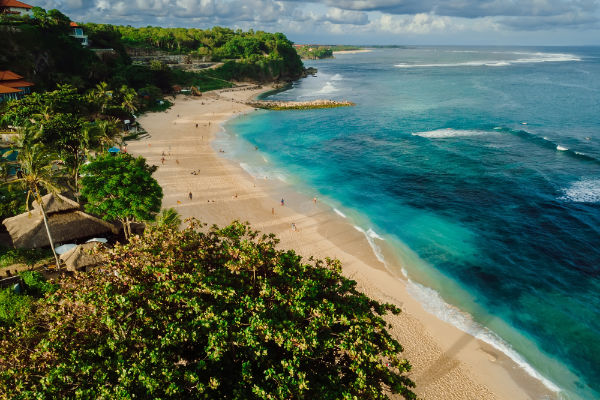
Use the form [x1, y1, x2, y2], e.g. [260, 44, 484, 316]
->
[333, 49, 373, 54]
[128, 86, 558, 400]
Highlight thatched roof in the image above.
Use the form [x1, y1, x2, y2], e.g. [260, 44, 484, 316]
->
[60, 242, 105, 272]
[2, 210, 118, 249]
[32, 193, 80, 214]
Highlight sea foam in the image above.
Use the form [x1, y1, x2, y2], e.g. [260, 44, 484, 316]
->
[412, 129, 489, 139]
[353, 225, 386, 264]
[333, 208, 347, 218]
[560, 178, 600, 203]
[395, 52, 580, 69]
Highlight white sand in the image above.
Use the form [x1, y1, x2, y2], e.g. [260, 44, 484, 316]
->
[128, 87, 557, 400]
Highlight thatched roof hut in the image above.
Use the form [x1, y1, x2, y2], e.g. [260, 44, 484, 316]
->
[33, 193, 79, 214]
[2, 194, 118, 249]
[60, 242, 105, 272]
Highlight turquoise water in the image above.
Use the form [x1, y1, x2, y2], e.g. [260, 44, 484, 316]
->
[222, 47, 600, 399]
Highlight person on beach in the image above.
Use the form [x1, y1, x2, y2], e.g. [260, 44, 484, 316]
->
[189, 192, 193, 200]
[313, 197, 317, 204]
[272, 208, 274, 215]
[281, 198, 285, 206]
[161, 157, 165, 165]
[291, 223, 296, 231]
[195, 123, 198, 128]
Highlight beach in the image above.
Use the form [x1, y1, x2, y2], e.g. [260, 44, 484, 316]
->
[128, 87, 557, 400]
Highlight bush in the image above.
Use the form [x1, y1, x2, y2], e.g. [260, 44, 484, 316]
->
[0, 288, 33, 327]
[20, 271, 57, 297]
[0, 222, 416, 399]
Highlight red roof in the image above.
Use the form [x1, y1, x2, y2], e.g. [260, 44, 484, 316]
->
[2, 79, 33, 88]
[0, 70, 23, 81]
[70, 21, 78, 27]
[0, 84, 21, 94]
[0, 0, 33, 9]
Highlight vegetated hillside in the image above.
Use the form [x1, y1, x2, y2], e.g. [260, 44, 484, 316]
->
[0, 20, 105, 91]
[1, 7, 306, 94]
[84, 24, 305, 83]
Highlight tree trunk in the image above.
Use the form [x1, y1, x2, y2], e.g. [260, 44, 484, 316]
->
[35, 191, 61, 269]
[122, 219, 129, 240]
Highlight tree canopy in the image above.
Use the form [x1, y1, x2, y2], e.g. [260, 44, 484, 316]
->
[80, 153, 162, 238]
[0, 221, 416, 399]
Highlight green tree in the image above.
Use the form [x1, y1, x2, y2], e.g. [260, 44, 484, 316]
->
[0, 221, 416, 399]
[80, 153, 162, 239]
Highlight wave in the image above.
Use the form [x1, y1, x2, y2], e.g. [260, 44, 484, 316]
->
[330, 74, 344, 81]
[239, 162, 287, 182]
[395, 52, 580, 68]
[353, 225, 386, 265]
[333, 208, 347, 218]
[315, 81, 338, 95]
[405, 279, 562, 393]
[412, 128, 490, 139]
[498, 127, 600, 164]
[560, 178, 600, 203]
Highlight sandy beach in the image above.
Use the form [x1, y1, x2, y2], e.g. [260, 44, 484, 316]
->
[127, 87, 557, 400]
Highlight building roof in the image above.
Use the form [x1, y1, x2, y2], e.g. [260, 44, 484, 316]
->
[32, 193, 80, 214]
[0, 0, 33, 9]
[3, 207, 119, 249]
[0, 84, 21, 94]
[1, 79, 34, 88]
[70, 21, 78, 27]
[0, 70, 23, 81]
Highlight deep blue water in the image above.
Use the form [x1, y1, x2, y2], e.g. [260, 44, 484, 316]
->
[222, 47, 600, 399]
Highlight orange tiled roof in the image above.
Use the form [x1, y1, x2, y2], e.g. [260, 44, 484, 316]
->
[0, 0, 33, 9]
[0, 84, 21, 94]
[1, 79, 33, 88]
[70, 21, 78, 27]
[0, 70, 23, 81]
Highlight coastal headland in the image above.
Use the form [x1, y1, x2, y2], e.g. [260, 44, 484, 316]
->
[128, 86, 557, 400]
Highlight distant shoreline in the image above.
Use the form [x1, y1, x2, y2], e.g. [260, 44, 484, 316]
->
[332, 49, 373, 54]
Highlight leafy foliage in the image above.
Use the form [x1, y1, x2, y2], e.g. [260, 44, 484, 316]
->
[0, 271, 55, 327]
[80, 153, 162, 237]
[0, 221, 415, 399]
[20, 270, 58, 297]
[0, 183, 27, 221]
[155, 207, 182, 229]
[0, 288, 33, 327]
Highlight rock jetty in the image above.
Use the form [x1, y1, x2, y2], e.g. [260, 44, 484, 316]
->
[246, 99, 355, 110]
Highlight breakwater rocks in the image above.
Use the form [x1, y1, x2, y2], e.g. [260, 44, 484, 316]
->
[247, 99, 355, 110]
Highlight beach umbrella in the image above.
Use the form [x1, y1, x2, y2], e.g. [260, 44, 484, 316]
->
[108, 147, 120, 153]
[86, 237, 108, 244]
[55, 243, 77, 255]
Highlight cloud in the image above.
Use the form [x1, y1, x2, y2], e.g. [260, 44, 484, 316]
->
[23, 0, 600, 43]
[321, 7, 369, 25]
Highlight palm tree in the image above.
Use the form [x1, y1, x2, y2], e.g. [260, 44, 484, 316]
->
[87, 82, 110, 116]
[119, 86, 138, 115]
[155, 208, 181, 229]
[10, 141, 63, 268]
[95, 118, 122, 149]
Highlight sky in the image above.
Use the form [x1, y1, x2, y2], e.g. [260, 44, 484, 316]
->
[29, 0, 600, 45]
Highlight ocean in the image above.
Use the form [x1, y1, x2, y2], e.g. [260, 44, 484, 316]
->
[218, 46, 600, 399]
